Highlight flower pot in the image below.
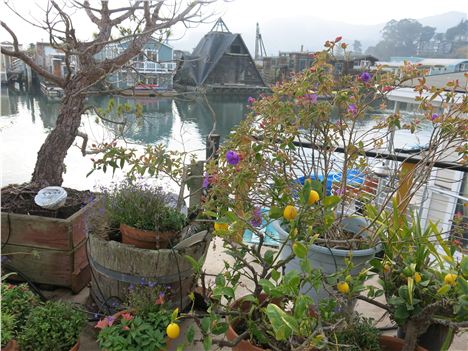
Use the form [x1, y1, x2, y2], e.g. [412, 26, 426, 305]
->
[273, 217, 381, 302]
[225, 294, 271, 351]
[379, 335, 428, 351]
[1, 339, 79, 351]
[120, 223, 179, 249]
[89, 229, 211, 311]
[1, 340, 18, 351]
[397, 324, 453, 351]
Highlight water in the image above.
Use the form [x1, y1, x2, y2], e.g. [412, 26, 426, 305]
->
[1, 86, 435, 191]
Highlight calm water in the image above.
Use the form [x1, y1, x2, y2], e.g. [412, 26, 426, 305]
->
[1, 86, 434, 191]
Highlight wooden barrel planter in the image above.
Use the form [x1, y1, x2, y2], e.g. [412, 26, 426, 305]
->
[88, 229, 211, 311]
[1, 201, 95, 293]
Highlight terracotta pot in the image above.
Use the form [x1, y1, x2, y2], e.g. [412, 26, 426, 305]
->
[379, 335, 428, 351]
[1, 340, 18, 351]
[120, 223, 178, 249]
[397, 324, 453, 351]
[226, 294, 279, 351]
[1, 339, 79, 351]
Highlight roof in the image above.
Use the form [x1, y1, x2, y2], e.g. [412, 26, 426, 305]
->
[401, 71, 467, 93]
[176, 31, 239, 85]
[418, 58, 468, 67]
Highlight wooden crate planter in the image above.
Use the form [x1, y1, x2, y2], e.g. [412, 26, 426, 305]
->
[1, 202, 95, 293]
[88, 229, 211, 311]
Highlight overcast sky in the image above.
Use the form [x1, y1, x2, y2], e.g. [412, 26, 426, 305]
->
[1, 0, 466, 50]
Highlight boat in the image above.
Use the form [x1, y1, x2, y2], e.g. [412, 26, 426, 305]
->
[40, 81, 64, 100]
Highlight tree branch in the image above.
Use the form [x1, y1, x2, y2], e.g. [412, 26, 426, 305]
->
[0, 21, 65, 87]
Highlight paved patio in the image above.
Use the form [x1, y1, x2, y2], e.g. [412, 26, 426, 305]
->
[46, 238, 466, 350]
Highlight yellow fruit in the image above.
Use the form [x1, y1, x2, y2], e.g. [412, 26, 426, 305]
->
[337, 281, 350, 294]
[166, 323, 180, 339]
[414, 272, 422, 283]
[283, 205, 298, 220]
[444, 273, 458, 286]
[383, 264, 392, 273]
[214, 222, 228, 231]
[307, 190, 320, 205]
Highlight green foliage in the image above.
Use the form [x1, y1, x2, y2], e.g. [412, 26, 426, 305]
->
[332, 316, 382, 351]
[97, 311, 171, 351]
[1, 312, 15, 346]
[18, 301, 86, 351]
[0, 282, 40, 337]
[102, 179, 187, 232]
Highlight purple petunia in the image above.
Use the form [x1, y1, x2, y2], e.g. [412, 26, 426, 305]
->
[360, 72, 372, 83]
[247, 96, 256, 104]
[347, 104, 358, 115]
[304, 93, 318, 103]
[431, 113, 439, 121]
[226, 150, 240, 165]
[251, 207, 262, 228]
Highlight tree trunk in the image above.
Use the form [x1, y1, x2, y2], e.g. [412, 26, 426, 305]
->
[31, 81, 86, 186]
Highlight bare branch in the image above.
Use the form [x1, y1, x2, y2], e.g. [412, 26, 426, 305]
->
[0, 21, 65, 87]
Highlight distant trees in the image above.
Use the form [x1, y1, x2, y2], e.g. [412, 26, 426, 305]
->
[366, 17, 467, 59]
[366, 19, 435, 59]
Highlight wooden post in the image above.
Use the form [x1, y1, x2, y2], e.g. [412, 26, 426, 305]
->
[206, 134, 220, 160]
[186, 161, 205, 209]
[396, 161, 416, 211]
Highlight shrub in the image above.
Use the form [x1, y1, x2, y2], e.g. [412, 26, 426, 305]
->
[1, 312, 15, 346]
[103, 180, 187, 232]
[18, 301, 87, 351]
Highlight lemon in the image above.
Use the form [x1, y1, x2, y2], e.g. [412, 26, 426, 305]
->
[214, 222, 228, 231]
[444, 273, 458, 286]
[337, 281, 350, 294]
[414, 272, 422, 283]
[166, 323, 180, 339]
[307, 190, 320, 205]
[283, 205, 298, 220]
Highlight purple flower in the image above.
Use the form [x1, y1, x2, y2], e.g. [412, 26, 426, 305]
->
[347, 104, 358, 115]
[226, 150, 240, 165]
[251, 207, 262, 228]
[334, 188, 345, 195]
[148, 281, 156, 288]
[247, 96, 256, 104]
[203, 173, 210, 188]
[304, 93, 318, 103]
[431, 113, 439, 121]
[128, 284, 135, 291]
[360, 72, 372, 83]
[105, 316, 116, 326]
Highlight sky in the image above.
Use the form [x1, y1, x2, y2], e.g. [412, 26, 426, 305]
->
[1, 0, 467, 52]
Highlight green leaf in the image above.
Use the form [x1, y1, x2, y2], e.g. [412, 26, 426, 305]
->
[200, 317, 211, 333]
[265, 304, 298, 341]
[264, 250, 275, 265]
[186, 324, 195, 343]
[203, 336, 212, 351]
[271, 269, 281, 282]
[323, 195, 341, 208]
[259, 279, 275, 294]
[171, 308, 179, 322]
[461, 256, 468, 277]
[292, 241, 307, 259]
[211, 322, 228, 335]
[269, 207, 283, 219]
[215, 274, 226, 287]
[221, 287, 235, 299]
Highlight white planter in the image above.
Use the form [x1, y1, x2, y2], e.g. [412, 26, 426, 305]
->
[272, 217, 381, 303]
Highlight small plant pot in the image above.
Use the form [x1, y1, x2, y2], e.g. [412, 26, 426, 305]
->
[1, 340, 19, 351]
[379, 335, 428, 351]
[1, 339, 79, 351]
[120, 223, 178, 249]
[226, 293, 281, 351]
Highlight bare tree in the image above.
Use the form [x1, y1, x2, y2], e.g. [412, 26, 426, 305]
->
[1, 0, 216, 186]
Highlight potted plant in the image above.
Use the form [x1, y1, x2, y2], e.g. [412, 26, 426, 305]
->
[102, 179, 188, 250]
[361, 202, 468, 351]
[17, 301, 86, 351]
[96, 282, 180, 350]
[1, 277, 41, 348]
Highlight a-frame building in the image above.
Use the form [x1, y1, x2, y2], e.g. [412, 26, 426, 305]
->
[174, 18, 267, 92]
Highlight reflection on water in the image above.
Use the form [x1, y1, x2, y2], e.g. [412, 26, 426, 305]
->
[1, 86, 434, 189]
[0, 86, 252, 188]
